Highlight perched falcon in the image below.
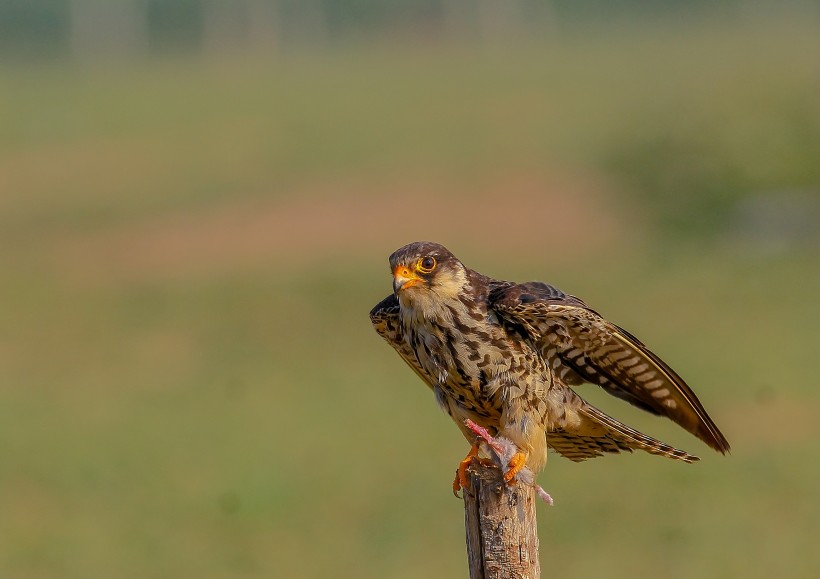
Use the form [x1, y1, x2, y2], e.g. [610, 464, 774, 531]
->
[370, 241, 729, 493]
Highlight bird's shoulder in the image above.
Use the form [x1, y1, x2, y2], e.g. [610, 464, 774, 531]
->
[488, 279, 592, 313]
[370, 292, 400, 320]
[370, 293, 402, 343]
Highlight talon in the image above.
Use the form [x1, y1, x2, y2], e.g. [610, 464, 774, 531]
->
[453, 442, 481, 497]
[504, 451, 527, 484]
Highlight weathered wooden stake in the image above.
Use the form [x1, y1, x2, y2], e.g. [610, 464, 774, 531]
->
[463, 462, 540, 579]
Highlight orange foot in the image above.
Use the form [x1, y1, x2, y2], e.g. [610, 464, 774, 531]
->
[503, 451, 527, 485]
[452, 443, 495, 497]
[453, 443, 479, 497]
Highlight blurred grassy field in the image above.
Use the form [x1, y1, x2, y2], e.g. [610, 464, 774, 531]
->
[1, 14, 819, 579]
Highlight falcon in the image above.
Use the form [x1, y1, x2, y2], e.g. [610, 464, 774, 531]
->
[370, 241, 730, 494]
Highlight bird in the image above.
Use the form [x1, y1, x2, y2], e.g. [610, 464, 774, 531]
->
[369, 241, 730, 494]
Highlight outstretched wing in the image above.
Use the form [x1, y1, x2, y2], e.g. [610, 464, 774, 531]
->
[369, 294, 434, 390]
[489, 281, 730, 454]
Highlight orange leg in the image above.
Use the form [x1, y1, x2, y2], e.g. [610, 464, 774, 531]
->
[503, 451, 527, 485]
[453, 442, 480, 497]
[453, 442, 497, 497]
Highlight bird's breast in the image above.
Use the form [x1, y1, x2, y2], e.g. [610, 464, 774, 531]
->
[401, 299, 529, 417]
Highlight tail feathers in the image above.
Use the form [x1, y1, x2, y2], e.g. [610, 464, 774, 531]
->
[548, 405, 699, 464]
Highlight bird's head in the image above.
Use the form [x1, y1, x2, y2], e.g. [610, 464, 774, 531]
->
[388, 242, 467, 308]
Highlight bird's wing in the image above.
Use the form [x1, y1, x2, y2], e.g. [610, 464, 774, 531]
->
[369, 294, 434, 390]
[489, 281, 730, 454]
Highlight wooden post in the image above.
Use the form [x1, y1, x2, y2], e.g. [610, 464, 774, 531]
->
[463, 462, 541, 579]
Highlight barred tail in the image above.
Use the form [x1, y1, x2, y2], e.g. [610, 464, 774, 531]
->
[548, 404, 700, 463]
[583, 405, 699, 462]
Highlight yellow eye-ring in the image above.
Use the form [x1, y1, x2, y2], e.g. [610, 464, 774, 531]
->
[417, 256, 436, 274]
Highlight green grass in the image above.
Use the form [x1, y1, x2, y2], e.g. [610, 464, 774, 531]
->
[2, 254, 818, 578]
[1, 13, 819, 579]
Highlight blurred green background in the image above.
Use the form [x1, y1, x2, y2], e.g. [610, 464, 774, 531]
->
[1, 1, 819, 578]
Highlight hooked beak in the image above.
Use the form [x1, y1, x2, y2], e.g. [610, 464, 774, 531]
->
[393, 265, 422, 294]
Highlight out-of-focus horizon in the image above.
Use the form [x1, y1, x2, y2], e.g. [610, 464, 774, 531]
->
[1, 1, 819, 578]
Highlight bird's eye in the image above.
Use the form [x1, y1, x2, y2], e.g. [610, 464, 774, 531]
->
[417, 256, 436, 273]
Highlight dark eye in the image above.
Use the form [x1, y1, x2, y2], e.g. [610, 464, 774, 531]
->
[418, 256, 436, 273]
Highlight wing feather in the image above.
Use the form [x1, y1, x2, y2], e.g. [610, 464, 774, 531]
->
[369, 294, 434, 390]
[490, 281, 730, 454]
